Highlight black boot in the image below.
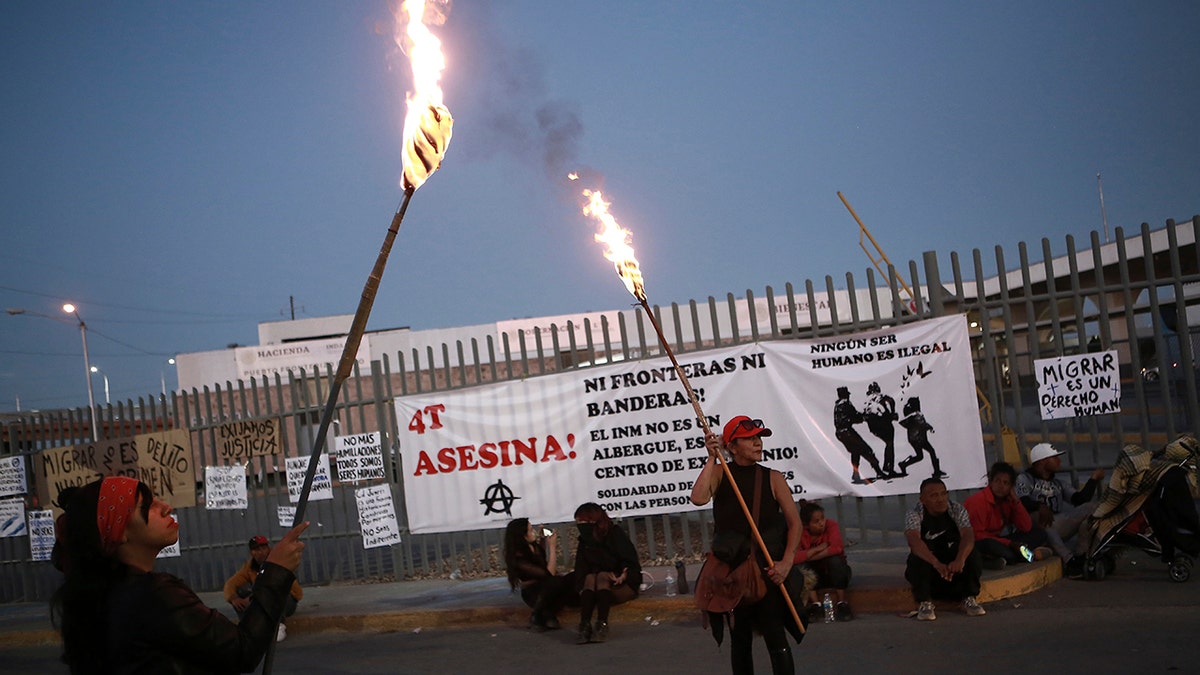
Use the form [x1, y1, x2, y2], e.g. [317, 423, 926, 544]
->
[768, 647, 794, 675]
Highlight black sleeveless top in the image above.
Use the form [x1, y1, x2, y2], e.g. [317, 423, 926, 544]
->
[713, 462, 786, 560]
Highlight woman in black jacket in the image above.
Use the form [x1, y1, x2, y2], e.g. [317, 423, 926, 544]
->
[571, 502, 641, 644]
[50, 476, 308, 674]
[504, 518, 575, 630]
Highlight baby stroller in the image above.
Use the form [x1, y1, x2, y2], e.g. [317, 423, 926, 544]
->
[1079, 434, 1200, 582]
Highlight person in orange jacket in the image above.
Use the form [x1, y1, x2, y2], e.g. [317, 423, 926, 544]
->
[964, 462, 1051, 569]
[224, 534, 304, 641]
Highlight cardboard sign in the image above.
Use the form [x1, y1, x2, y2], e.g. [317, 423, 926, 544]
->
[37, 429, 195, 510]
[216, 418, 281, 461]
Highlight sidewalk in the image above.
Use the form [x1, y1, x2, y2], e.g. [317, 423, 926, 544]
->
[0, 547, 1061, 648]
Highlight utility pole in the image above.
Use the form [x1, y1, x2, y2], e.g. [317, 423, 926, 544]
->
[1097, 172, 1110, 243]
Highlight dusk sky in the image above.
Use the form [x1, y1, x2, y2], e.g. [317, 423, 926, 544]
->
[2, 1, 1197, 412]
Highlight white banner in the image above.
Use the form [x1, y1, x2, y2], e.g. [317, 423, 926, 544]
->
[396, 315, 985, 534]
[334, 432, 385, 483]
[285, 454, 333, 503]
[204, 465, 248, 510]
[0, 456, 26, 498]
[234, 337, 371, 382]
[1035, 350, 1121, 420]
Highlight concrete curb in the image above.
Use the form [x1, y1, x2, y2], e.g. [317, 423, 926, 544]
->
[290, 558, 1062, 635]
[0, 557, 1062, 646]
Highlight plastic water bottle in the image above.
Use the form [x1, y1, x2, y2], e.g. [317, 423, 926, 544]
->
[664, 572, 677, 597]
[822, 593, 834, 623]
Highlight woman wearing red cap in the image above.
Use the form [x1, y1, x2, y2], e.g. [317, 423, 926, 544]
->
[50, 476, 308, 674]
[691, 415, 803, 675]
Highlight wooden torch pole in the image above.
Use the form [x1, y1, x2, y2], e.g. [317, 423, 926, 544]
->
[635, 296, 805, 635]
[262, 186, 415, 674]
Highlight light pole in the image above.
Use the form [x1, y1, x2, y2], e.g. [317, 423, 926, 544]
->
[5, 304, 98, 441]
[161, 357, 176, 397]
[90, 365, 110, 405]
[63, 304, 99, 441]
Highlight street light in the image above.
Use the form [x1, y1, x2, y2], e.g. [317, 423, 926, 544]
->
[5, 304, 98, 441]
[90, 365, 110, 405]
[161, 357, 176, 397]
[63, 304, 99, 441]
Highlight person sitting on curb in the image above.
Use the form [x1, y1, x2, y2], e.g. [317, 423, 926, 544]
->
[571, 502, 641, 644]
[223, 535, 303, 642]
[904, 477, 986, 620]
[965, 462, 1052, 569]
[504, 518, 576, 631]
[1014, 443, 1104, 576]
[793, 502, 853, 621]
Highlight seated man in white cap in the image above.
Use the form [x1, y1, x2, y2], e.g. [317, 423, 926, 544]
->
[1014, 443, 1105, 574]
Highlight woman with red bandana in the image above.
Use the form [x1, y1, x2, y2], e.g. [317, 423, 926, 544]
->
[50, 476, 308, 674]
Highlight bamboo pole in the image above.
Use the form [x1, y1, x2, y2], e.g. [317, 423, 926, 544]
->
[263, 186, 415, 674]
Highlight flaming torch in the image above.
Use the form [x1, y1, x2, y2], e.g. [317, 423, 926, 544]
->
[265, 2, 453, 672]
[580, 186, 805, 635]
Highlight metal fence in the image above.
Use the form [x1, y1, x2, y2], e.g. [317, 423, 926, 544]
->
[2, 218, 1197, 603]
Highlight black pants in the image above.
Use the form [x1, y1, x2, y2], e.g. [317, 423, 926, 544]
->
[520, 572, 576, 616]
[904, 550, 982, 603]
[808, 555, 852, 590]
[730, 585, 793, 675]
[974, 527, 1050, 564]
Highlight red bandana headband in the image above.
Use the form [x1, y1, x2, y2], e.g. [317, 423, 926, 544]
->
[96, 476, 140, 553]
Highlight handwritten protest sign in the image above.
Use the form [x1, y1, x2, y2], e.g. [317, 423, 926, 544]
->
[0, 498, 27, 537]
[285, 454, 333, 503]
[28, 509, 54, 561]
[334, 432, 385, 483]
[216, 418, 281, 462]
[354, 484, 401, 549]
[278, 505, 296, 528]
[1035, 350, 1121, 420]
[204, 465, 248, 509]
[36, 429, 195, 510]
[397, 315, 984, 533]
[0, 456, 26, 498]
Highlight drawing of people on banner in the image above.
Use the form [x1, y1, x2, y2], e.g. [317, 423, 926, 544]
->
[862, 381, 899, 475]
[833, 386, 889, 484]
[898, 396, 945, 479]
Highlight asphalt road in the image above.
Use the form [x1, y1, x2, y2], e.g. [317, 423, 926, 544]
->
[4, 554, 1198, 674]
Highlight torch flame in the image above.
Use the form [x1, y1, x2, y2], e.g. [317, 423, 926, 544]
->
[396, 0, 453, 191]
[582, 188, 645, 301]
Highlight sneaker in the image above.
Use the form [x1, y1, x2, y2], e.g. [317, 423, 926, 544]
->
[275, 623, 287, 642]
[982, 556, 1007, 571]
[807, 602, 823, 621]
[835, 601, 854, 622]
[917, 601, 936, 621]
[1064, 556, 1085, 580]
[543, 615, 561, 631]
[962, 596, 986, 617]
[593, 622, 609, 643]
[576, 621, 592, 645]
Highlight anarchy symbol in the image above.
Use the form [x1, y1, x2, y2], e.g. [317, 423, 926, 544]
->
[480, 479, 519, 516]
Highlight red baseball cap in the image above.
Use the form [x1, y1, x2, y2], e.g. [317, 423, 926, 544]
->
[722, 415, 773, 445]
[248, 535, 269, 548]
